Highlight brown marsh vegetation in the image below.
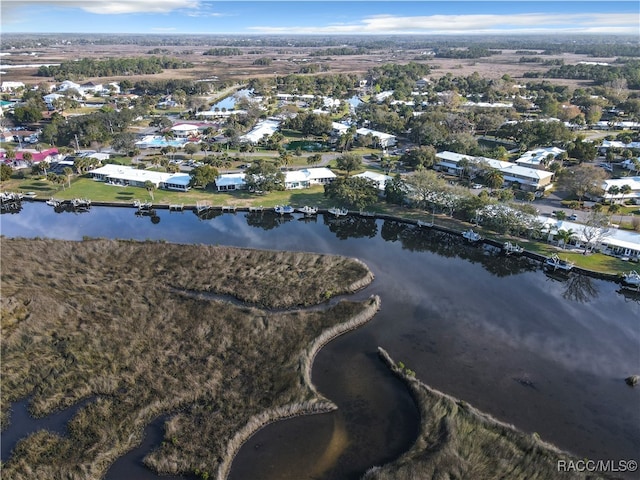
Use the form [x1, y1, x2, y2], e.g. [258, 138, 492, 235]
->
[0, 237, 377, 479]
[364, 348, 607, 480]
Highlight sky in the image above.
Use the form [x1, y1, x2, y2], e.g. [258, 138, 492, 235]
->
[1, 1, 639, 35]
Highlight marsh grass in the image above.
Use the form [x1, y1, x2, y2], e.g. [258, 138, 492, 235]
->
[0, 238, 375, 479]
[365, 348, 607, 480]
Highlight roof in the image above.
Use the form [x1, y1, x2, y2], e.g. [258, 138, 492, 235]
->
[537, 217, 640, 251]
[354, 170, 392, 190]
[215, 173, 246, 187]
[285, 167, 336, 183]
[240, 119, 280, 143]
[516, 147, 565, 166]
[89, 164, 190, 187]
[356, 127, 396, 140]
[171, 124, 200, 132]
[436, 151, 554, 181]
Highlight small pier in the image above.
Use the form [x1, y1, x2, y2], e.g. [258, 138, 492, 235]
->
[196, 200, 212, 214]
[169, 203, 184, 212]
[1, 192, 23, 213]
[248, 206, 264, 212]
[221, 205, 237, 212]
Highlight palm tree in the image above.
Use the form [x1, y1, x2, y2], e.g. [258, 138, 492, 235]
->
[556, 228, 575, 249]
[607, 185, 620, 205]
[63, 167, 73, 188]
[620, 184, 632, 205]
[144, 180, 156, 201]
[485, 168, 504, 190]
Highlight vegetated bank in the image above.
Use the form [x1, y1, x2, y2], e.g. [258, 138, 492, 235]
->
[0, 238, 377, 479]
[365, 348, 609, 480]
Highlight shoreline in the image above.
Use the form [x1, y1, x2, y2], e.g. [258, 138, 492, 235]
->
[216, 295, 381, 480]
[25, 196, 626, 282]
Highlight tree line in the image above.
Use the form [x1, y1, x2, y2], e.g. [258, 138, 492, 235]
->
[36, 56, 194, 81]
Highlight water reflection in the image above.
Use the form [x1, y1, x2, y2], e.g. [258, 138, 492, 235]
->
[246, 211, 293, 230]
[324, 215, 378, 240]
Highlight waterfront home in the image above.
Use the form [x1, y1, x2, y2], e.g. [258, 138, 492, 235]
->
[354, 170, 392, 192]
[284, 167, 336, 189]
[538, 217, 640, 260]
[215, 167, 336, 191]
[88, 164, 191, 191]
[435, 151, 554, 192]
[215, 173, 247, 192]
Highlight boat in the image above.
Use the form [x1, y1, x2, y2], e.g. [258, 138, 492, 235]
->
[544, 254, 574, 272]
[133, 200, 153, 211]
[46, 198, 62, 207]
[71, 198, 91, 209]
[297, 205, 318, 215]
[462, 229, 482, 242]
[274, 205, 294, 215]
[417, 220, 433, 228]
[503, 241, 524, 255]
[328, 207, 348, 217]
[622, 270, 640, 287]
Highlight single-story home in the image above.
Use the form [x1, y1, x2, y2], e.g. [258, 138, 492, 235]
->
[601, 177, 640, 204]
[1, 81, 25, 92]
[354, 170, 392, 191]
[538, 217, 640, 260]
[355, 127, 397, 148]
[215, 167, 336, 192]
[240, 119, 280, 144]
[88, 164, 191, 191]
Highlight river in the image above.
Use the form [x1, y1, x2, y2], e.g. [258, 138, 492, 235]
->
[1, 202, 638, 479]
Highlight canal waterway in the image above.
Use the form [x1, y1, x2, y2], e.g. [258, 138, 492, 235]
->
[1, 202, 638, 479]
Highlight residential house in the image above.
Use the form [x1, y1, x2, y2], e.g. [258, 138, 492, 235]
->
[601, 177, 640, 204]
[1, 81, 25, 92]
[283, 167, 336, 189]
[516, 147, 565, 170]
[435, 151, 555, 191]
[354, 171, 392, 192]
[355, 127, 397, 148]
[240, 119, 280, 144]
[88, 164, 191, 191]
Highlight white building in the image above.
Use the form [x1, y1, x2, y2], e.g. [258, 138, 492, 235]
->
[601, 177, 640, 204]
[240, 119, 280, 144]
[215, 167, 336, 191]
[355, 127, 397, 148]
[516, 147, 566, 169]
[88, 164, 191, 191]
[354, 171, 392, 191]
[1, 81, 25, 92]
[435, 151, 555, 191]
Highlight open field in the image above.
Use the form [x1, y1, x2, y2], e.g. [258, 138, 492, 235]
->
[1, 41, 608, 89]
[0, 238, 377, 479]
[365, 348, 608, 480]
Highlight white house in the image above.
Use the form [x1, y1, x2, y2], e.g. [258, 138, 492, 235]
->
[355, 127, 397, 148]
[354, 171, 392, 192]
[435, 151, 555, 191]
[240, 119, 281, 144]
[516, 147, 565, 169]
[215, 173, 246, 191]
[284, 167, 336, 189]
[214, 167, 336, 192]
[1, 81, 25, 92]
[601, 177, 640, 204]
[170, 123, 200, 139]
[88, 164, 191, 191]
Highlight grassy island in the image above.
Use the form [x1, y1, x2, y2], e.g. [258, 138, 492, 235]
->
[366, 348, 607, 480]
[0, 238, 378, 479]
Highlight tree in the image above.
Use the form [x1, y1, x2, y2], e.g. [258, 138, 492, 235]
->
[184, 143, 199, 159]
[606, 185, 620, 204]
[335, 153, 362, 176]
[144, 180, 156, 201]
[244, 160, 284, 193]
[189, 165, 219, 190]
[581, 211, 611, 253]
[324, 176, 379, 211]
[620, 184, 632, 205]
[401, 146, 436, 170]
[384, 174, 408, 205]
[307, 154, 322, 167]
[560, 165, 608, 203]
[111, 132, 136, 154]
[556, 228, 575, 249]
[0, 163, 12, 182]
[404, 170, 446, 208]
[22, 152, 33, 166]
[63, 166, 73, 188]
[484, 169, 504, 190]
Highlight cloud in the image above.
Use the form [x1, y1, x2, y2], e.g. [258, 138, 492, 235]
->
[249, 12, 639, 35]
[2, 0, 200, 17]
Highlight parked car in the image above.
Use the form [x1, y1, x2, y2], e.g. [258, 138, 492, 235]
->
[472, 183, 483, 189]
[568, 214, 578, 221]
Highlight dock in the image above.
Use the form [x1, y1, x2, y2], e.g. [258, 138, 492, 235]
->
[169, 204, 184, 211]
